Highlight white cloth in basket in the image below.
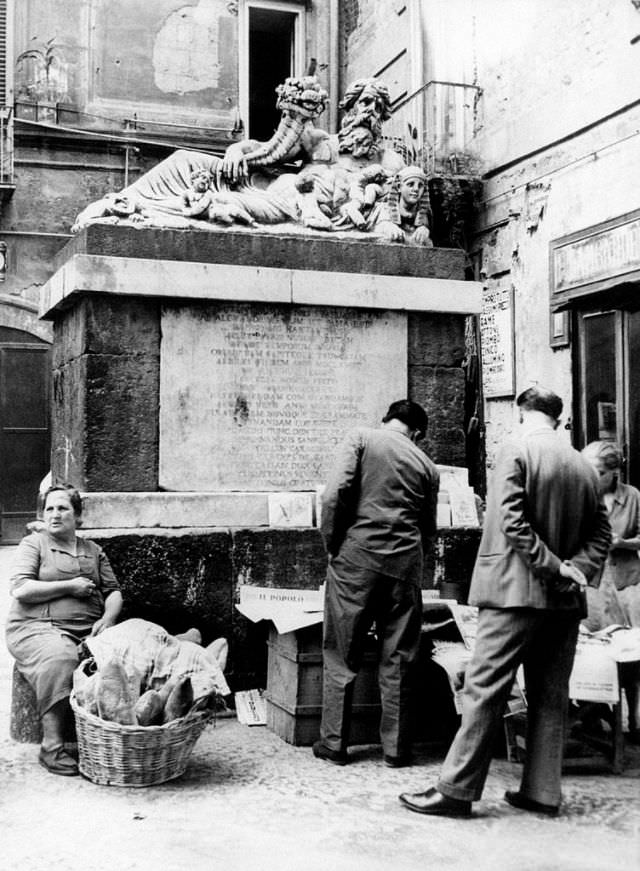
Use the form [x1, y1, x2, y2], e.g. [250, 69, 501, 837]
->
[85, 618, 230, 699]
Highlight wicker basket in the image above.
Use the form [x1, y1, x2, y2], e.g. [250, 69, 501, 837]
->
[70, 691, 212, 787]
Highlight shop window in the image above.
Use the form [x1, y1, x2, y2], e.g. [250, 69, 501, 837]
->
[574, 305, 640, 489]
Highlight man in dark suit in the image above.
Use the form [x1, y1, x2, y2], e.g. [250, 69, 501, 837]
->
[399, 386, 611, 817]
[313, 399, 439, 767]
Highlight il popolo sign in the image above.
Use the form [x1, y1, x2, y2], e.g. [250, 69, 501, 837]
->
[551, 210, 640, 305]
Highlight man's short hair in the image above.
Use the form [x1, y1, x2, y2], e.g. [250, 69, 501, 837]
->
[516, 386, 563, 421]
[382, 399, 429, 434]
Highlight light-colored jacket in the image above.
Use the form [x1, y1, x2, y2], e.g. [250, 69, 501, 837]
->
[469, 426, 611, 612]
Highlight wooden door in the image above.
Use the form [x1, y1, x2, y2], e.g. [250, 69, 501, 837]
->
[0, 327, 51, 543]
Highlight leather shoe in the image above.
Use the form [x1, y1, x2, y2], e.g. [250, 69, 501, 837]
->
[383, 753, 413, 768]
[39, 746, 79, 777]
[399, 787, 471, 817]
[312, 740, 349, 766]
[504, 790, 558, 817]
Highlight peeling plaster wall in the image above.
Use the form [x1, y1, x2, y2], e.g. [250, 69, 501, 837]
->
[469, 0, 640, 167]
[476, 103, 640, 468]
[16, 0, 241, 127]
[90, 0, 238, 119]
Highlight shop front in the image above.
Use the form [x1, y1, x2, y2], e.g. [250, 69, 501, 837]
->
[550, 208, 640, 486]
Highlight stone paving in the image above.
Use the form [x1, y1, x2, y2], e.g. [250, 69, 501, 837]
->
[1, 546, 639, 871]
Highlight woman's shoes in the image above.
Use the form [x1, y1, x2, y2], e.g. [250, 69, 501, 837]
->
[39, 746, 79, 776]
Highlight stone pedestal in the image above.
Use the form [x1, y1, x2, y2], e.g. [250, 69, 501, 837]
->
[41, 225, 483, 687]
[10, 665, 42, 744]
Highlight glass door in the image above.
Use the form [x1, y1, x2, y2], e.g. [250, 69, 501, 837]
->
[575, 307, 640, 488]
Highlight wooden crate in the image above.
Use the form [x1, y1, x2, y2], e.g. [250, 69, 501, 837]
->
[265, 623, 381, 746]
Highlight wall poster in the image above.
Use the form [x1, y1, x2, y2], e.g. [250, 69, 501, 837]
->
[479, 281, 515, 399]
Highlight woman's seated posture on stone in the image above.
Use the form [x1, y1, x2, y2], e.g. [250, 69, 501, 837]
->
[5, 484, 123, 775]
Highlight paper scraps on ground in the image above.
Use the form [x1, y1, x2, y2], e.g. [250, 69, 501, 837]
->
[235, 689, 267, 726]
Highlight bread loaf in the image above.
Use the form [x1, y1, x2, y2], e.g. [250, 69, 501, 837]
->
[95, 659, 137, 725]
[162, 675, 194, 723]
[134, 689, 164, 726]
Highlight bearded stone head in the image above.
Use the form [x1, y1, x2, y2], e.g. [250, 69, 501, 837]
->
[338, 78, 392, 153]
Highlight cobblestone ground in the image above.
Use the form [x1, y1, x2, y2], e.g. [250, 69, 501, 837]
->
[1, 547, 639, 871]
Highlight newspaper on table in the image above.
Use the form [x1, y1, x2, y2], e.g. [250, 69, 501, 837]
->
[424, 601, 479, 714]
[235, 584, 324, 634]
[567, 625, 640, 704]
[436, 465, 479, 528]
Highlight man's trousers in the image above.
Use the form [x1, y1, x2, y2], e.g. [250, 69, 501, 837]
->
[437, 607, 580, 806]
[320, 554, 422, 757]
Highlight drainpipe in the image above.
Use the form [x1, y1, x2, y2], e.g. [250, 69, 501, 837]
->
[328, 0, 340, 133]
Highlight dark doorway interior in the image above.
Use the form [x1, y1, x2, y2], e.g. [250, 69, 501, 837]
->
[573, 298, 640, 489]
[0, 327, 51, 543]
[248, 7, 296, 140]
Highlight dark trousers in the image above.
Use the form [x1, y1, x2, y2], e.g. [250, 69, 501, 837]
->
[320, 555, 422, 757]
[437, 607, 580, 806]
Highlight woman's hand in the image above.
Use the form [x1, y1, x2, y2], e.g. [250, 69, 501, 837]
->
[90, 615, 116, 636]
[69, 576, 97, 598]
[91, 590, 124, 636]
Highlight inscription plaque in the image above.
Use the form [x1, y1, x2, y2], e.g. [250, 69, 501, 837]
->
[159, 303, 407, 490]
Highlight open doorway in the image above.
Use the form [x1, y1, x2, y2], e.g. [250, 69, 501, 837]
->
[240, 1, 304, 140]
[574, 302, 640, 489]
[0, 327, 51, 543]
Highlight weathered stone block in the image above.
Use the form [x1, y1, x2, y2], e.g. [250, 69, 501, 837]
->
[59, 224, 468, 280]
[52, 360, 87, 486]
[95, 531, 234, 642]
[408, 313, 466, 367]
[10, 664, 42, 743]
[231, 528, 327, 590]
[53, 296, 160, 367]
[84, 354, 159, 490]
[52, 354, 159, 491]
[409, 366, 466, 466]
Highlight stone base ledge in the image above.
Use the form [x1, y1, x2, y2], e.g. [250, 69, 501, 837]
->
[40, 253, 482, 319]
[79, 491, 318, 530]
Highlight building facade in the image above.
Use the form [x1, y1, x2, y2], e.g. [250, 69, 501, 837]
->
[1, 1, 639, 541]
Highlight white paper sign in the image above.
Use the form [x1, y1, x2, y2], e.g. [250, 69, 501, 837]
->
[236, 585, 324, 633]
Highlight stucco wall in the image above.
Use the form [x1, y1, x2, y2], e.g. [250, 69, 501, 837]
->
[476, 104, 640, 466]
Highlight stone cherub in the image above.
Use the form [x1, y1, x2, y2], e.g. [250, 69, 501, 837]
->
[181, 168, 216, 219]
[334, 163, 389, 230]
[182, 167, 257, 227]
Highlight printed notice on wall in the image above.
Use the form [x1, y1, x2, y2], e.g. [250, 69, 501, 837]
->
[479, 281, 515, 398]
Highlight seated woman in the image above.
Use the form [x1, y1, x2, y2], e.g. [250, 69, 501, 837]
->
[5, 484, 123, 776]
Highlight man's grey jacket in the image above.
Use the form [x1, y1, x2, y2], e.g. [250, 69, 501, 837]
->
[469, 426, 611, 613]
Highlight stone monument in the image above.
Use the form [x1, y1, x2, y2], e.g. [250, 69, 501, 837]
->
[41, 76, 482, 688]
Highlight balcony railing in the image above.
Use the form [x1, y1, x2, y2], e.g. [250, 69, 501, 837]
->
[384, 80, 483, 176]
